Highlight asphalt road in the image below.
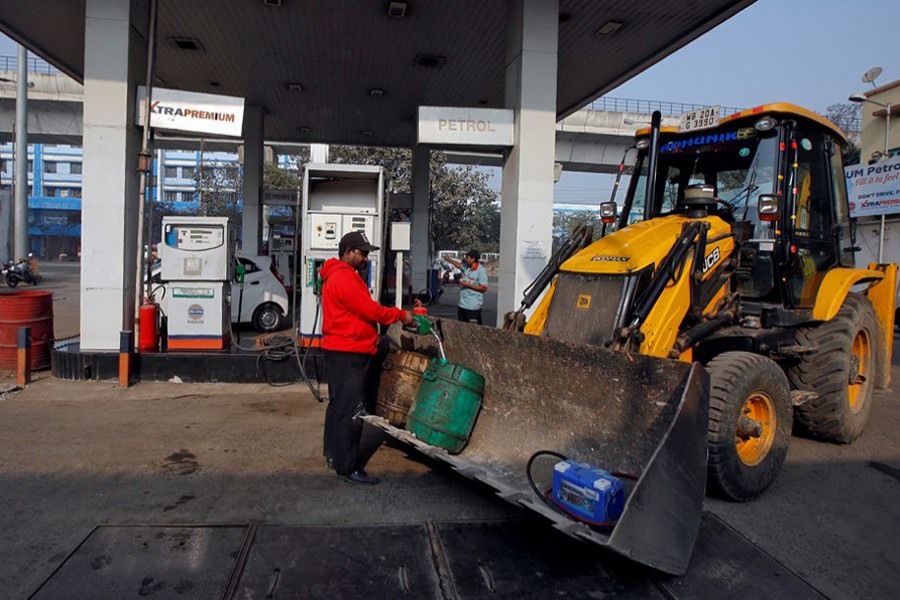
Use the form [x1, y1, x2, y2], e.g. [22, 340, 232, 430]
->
[1, 263, 899, 598]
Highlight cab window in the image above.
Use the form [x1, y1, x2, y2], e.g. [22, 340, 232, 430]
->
[787, 129, 837, 306]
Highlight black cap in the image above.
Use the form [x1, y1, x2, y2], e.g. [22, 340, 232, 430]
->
[339, 230, 379, 255]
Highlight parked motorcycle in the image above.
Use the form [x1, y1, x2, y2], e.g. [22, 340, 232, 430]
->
[4, 255, 37, 287]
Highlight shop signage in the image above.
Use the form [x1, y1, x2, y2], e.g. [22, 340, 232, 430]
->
[845, 155, 900, 218]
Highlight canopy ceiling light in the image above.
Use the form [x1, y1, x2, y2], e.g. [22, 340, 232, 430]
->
[168, 37, 204, 51]
[387, 2, 408, 18]
[414, 54, 445, 68]
[596, 20, 623, 36]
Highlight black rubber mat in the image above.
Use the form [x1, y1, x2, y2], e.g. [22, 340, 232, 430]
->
[30, 525, 248, 599]
[435, 515, 824, 599]
[31, 514, 823, 599]
[233, 524, 443, 598]
[433, 519, 664, 599]
[660, 513, 827, 599]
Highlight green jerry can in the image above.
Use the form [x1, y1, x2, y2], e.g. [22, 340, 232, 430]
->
[406, 359, 485, 454]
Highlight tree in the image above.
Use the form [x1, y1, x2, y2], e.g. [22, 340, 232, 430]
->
[195, 161, 243, 229]
[552, 210, 603, 251]
[327, 145, 501, 254]
[264, 157, 304, 191]
[825, 103, 862, 165]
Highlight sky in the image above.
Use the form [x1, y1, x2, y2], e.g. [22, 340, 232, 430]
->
[1, 0, 895, 206]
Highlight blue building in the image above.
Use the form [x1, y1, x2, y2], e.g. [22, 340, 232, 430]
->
[0, 143, 243, 259]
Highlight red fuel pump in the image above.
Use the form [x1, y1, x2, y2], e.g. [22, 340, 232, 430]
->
[139, 299, 160, 352]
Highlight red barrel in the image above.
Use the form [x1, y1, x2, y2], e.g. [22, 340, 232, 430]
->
[0, 290, 54, 371]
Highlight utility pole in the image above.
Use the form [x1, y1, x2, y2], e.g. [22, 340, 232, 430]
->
[13, 44, 28, 259]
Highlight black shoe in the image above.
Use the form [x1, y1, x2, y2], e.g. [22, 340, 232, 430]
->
[339, 469, 379, 485]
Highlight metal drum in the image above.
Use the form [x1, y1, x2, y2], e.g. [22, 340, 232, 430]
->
[0, 290, 54, 371]
[376, 351, 430, 427]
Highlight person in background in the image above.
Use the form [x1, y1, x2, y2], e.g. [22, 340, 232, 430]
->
[320, 231, 414, 485]
[444, 249, 489, 325]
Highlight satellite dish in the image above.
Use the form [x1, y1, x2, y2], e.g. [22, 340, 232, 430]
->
[862, 66, 883, 86]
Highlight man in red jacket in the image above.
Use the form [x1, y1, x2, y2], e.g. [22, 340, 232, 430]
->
[320, 231, 413, 484]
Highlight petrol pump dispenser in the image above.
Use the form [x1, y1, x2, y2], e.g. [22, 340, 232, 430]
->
[300, 164, 387, 341]
[158, 216, 236, 351]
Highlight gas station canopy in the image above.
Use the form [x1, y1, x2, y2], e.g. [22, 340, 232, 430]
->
[1, 0, 754, 147]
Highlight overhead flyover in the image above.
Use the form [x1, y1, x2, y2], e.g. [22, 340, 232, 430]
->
[0, 71, 681, 174]
[0, 0, 757, 350]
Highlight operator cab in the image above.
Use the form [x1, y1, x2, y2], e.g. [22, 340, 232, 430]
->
[622, 105, 854, 312]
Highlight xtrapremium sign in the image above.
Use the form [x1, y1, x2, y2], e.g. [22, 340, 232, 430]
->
[136, 87, 245, 137]
[418, 106, 514, 147]
[845, 156, 900, 218]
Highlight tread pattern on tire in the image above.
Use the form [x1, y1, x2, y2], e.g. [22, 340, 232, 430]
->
[706, 351, 792, 502]
[788, 293, 876, 444]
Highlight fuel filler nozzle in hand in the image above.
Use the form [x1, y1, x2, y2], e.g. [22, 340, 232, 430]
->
[411, 314, 433, 336]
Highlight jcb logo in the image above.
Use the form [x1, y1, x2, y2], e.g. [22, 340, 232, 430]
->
[702, 247, 721, 274]
[576, 295, 592, 310]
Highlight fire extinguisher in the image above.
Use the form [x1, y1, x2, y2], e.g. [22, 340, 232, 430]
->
[139, 299, 160, 353]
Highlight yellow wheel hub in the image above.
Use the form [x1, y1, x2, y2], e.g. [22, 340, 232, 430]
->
[848, 330, 871, 413]
[735, 391, 776, 467]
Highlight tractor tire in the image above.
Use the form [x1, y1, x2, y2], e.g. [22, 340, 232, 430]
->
[788, 293, 877, 444]
[706, 351, 792, 502]
[252, 303, 284, 333]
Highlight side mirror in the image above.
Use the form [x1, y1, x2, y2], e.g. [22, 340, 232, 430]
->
[599, 201, 618, 224]
[757, 194, 781, 222]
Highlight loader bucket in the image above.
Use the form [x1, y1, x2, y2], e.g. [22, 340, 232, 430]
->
[366, 320, 709, 575]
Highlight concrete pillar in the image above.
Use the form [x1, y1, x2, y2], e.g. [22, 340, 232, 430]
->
[79, 0, 149, 350]
[241, 106, 263, 255]
[310, 144, 329, 163]
[13, 44, 27, 259]
[411, 145, 431, 293]
[498, 0, 558, 325]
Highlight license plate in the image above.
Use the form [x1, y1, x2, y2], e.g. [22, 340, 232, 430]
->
[679, 105, 720, 132]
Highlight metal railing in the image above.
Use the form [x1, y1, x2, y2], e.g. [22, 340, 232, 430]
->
[588, 96, 745, 119]
[588, 96, 861, 133]
[0, 55, 59, 74]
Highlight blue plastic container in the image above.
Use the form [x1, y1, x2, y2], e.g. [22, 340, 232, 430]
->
[551, 460, 625, 524]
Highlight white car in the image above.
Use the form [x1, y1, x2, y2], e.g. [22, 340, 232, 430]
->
[151, 255, 290, 332]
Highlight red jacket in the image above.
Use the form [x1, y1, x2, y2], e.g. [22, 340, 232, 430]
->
[320, 258, 405, 354]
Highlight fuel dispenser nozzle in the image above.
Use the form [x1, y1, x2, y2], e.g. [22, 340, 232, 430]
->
[412, 314, 433, 336]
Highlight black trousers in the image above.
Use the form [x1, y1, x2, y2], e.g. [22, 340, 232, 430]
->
[457, 306, 483, 325]
[323, 350, 377, 475]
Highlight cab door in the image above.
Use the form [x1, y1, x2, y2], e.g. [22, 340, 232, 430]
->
[826, 137, 857, 268]
[785, 127, 840, 308]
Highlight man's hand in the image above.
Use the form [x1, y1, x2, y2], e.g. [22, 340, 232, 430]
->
[400, 310, 415, 325]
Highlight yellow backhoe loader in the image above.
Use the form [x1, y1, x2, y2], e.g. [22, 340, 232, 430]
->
[369, 104, 897, 574]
